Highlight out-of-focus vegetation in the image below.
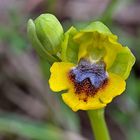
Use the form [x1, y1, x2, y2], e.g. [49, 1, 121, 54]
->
[0, 0, 140, 140]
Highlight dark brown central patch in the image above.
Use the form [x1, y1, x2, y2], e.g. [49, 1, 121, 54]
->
[69, 59, 108, 100]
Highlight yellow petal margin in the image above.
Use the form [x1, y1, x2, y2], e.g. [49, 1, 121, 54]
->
[62, 90, 106, 112]
[62, 72, 126, 111]
[99, 72, 126, 103]
[49, 62, 75, 92]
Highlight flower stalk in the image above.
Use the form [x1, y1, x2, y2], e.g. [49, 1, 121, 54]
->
[87, 109, 111, 140]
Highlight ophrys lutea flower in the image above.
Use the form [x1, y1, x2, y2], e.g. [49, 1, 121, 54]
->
[27, 15, 135, 112]
[49, 21, 135, 111]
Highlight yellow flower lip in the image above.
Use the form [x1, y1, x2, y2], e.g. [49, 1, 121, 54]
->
[68, 59, 108, 101]
[49, 62, 126, 111]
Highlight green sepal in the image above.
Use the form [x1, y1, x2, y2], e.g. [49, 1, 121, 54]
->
[74, 21, 117, 44]
[109, 47, 135, 80]
[81, 21, 112, 34]
[34, 14, 64, 54]
[61, 27, 79, 64]
[27, 19, 58, 64]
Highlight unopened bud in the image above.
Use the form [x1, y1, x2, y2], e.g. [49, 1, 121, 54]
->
[27, 13, 64, 63]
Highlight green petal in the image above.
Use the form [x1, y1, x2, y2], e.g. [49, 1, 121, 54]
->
[77, 32, 106, 61]
[77, 31, 119, 67]
[61, 27, 79, 64]
[108, 47, 135, 80]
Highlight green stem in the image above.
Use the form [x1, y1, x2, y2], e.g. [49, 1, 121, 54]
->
[87, 108, 111, 140]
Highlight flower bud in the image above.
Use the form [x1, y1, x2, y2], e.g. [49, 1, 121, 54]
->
[34, 14, 64, 54]
[27, 13, 64, 59]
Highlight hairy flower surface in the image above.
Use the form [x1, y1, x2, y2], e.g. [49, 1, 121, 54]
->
[49, 21, 135, 111]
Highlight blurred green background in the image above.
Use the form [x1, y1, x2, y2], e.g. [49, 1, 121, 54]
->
[0, 0, 140, 140]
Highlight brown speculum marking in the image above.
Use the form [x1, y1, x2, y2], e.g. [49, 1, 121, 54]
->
[69, 59, 108, 101]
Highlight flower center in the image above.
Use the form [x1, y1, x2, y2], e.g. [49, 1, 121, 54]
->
[69, 59, 108, 100]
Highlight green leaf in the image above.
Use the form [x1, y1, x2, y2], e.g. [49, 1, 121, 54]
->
[0, 114, 85, 140]
[0, 115, 63, 140]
